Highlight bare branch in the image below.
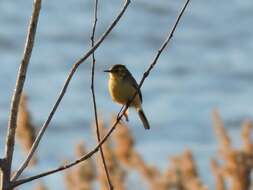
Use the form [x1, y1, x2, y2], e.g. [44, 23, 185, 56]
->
[11, 0, 131, 182]
[11, 0, 190, 187]
[90, 0, 113, 189]
[2, 0, 41, 188]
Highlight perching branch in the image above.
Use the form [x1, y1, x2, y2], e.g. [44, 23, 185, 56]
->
[11, 0, 131, 182]
[90, 0, 113, 189]
[11, 0, 190, 187]
[2, 0, 41, 189]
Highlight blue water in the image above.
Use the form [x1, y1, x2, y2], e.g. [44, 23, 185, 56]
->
[1, 0, 253, 189]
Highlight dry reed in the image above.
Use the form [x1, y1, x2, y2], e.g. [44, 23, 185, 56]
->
[64, 142, 95, 190]
[94, 119, 126, 190]
[12, 107, 253, 190]
[212, 110, 253, 190]
[16, 94, 37, 166]
[34, 182, 47, 190]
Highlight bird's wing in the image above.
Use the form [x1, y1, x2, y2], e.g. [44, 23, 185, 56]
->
[126, 71, 143, 102]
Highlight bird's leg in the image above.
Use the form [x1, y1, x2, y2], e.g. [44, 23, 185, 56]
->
[124, 108, 129, 122]
[117, 105, 128, 123]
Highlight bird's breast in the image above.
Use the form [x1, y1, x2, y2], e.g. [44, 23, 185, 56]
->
[108, 77, 140, 107]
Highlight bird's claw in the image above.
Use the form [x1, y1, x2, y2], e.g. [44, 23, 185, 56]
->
[123, 112, 129, 122]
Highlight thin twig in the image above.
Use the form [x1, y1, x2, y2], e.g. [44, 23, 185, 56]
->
[2, 0, 41, 188]
[90, 0, 113, 189]
[11, 0, 190, 187]
[11, 0, 131, 182]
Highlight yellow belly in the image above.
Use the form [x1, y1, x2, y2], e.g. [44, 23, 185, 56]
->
[108, 77, 141, 108]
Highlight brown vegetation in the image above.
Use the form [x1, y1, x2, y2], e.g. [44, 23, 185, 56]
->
[16, 94, 37, 166]
[65, 142, 95, 190]
[212, 110, 253, 190]
[15, 108, 253, 190]
[34, 183, 47, 190]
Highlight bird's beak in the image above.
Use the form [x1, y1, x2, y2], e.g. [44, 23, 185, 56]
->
[104, 69, 112, 73]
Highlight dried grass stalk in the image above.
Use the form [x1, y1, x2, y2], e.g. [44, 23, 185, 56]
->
[212, 110, 253, 190]
[16, 94, 37, 166]
[211, 159, 225, 190]
[64, 142, 95, 190]
[34, 182, 48, 190]
[95, 118, 126, 190]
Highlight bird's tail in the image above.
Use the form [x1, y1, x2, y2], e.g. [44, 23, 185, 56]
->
[137, 107, 150, 130]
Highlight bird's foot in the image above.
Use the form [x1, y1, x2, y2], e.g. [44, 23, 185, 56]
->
[123, 112, 129, 122]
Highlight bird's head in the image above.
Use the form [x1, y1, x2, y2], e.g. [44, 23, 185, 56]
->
[104, 64, 129, 79]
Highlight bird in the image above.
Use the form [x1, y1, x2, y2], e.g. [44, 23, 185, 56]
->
[104, 64, 150, 130]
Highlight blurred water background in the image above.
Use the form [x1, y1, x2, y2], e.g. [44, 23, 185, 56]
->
[0, 0, 253, 189]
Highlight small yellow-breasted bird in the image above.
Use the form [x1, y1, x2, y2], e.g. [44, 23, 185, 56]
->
[104, 64, 150, 130]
